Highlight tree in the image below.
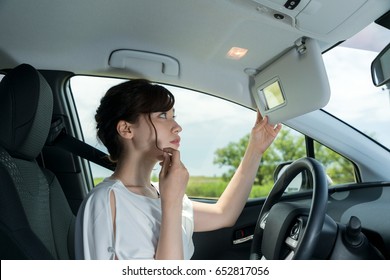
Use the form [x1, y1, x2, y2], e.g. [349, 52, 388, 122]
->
[313, 142, 355, 184]
[213, 134, 250, 182]
[260, 129, 306, 185]
[213, 128, 355, 186]
[214, 128, 305, 185]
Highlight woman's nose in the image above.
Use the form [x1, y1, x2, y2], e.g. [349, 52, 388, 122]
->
[172, 120, 182, 134]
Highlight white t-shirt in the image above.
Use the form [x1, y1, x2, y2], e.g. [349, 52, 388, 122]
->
[75, 178, 194, 259]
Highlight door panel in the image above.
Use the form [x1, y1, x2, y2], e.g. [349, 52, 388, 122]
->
[192, 200, 264, 260]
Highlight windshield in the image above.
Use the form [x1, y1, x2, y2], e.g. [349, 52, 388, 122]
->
[322, 23, 390, 150]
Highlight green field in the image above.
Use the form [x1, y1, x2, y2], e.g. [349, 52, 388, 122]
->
[93, 176, 273, 199]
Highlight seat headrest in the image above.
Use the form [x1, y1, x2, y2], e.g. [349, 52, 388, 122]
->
[0, 64, 53, 160]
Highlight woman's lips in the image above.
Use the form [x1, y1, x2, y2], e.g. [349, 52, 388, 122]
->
[170, 138, 181, 147]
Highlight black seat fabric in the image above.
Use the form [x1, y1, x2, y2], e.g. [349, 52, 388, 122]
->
[0, 64, 75, 259]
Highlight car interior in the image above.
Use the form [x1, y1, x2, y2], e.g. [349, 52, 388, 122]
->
[0, 0, 390, 260]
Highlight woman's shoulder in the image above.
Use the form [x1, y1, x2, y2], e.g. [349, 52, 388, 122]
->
[84, 178, 123, 203]
[94, 177, 121, 189]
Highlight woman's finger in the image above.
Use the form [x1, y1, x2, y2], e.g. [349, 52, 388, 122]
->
[254, 110, 263, 125]
[160, 151, 171, 177]
[163, 147, 180, 166]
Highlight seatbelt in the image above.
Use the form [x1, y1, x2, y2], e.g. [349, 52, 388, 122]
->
[46, 117, 115, 171]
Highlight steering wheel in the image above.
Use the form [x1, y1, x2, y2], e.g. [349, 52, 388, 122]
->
[250, 157, 328, 260]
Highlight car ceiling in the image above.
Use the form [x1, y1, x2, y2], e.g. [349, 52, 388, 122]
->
[0, 0, 389, 107]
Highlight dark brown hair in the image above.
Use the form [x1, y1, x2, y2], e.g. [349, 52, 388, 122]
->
[95, 79, 175, 162]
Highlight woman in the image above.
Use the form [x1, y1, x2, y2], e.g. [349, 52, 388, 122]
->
[75, 79, 281, 260]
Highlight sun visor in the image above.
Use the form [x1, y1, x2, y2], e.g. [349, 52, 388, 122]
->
[251, 38, 330, 125]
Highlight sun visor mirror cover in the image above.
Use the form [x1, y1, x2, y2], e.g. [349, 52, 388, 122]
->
[251, 38, 330, 125]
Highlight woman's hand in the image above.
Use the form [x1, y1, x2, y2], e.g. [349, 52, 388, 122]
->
[159, 147, 189, 204]
[249, 110, 282, 156]
[156, 147, 188, 259]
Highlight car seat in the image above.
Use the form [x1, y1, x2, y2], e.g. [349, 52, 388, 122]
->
[0, 64, 75, 259]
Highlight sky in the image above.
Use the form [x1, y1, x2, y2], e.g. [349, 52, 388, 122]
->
[323, 47, 390, 147]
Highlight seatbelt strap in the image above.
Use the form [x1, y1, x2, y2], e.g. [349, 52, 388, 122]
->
[46, 117, 115, 171]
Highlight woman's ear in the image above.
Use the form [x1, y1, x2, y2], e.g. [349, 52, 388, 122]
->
[117, 120, 134, 139]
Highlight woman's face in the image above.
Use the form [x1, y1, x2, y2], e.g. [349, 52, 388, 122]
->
[131, 108, 182, 158]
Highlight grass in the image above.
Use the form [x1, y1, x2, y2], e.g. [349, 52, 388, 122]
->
[93, 176, 273, 199]
[94, 177, 104, 186]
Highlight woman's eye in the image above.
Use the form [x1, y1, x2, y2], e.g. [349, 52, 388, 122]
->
[158, 113, 168, 119]
[157, 112, 176, 119]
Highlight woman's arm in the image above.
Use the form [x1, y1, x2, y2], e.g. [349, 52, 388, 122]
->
[193, 112, 281, 232]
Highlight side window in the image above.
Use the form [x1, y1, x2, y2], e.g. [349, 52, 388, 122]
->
[314, 141, 356, 186]
[281, 139, 357, 194]
[71, 76, 259, 198]
[70, 76, 356, 200]
[70, 76, 126, 186]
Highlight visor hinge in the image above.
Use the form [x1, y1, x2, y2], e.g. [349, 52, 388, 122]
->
[295, 37, 307, 55]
